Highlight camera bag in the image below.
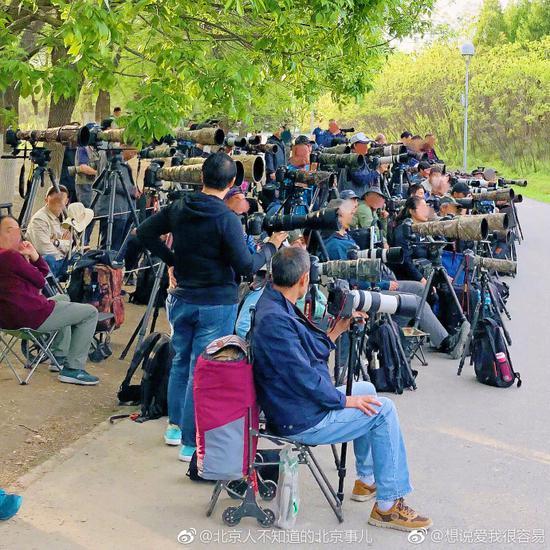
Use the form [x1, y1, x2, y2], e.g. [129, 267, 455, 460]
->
[471, 318, 521, 388]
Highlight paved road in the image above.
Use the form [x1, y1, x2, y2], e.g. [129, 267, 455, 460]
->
[1, 198, 549, 550]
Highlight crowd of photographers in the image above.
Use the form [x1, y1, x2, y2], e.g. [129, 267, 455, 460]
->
[0, 115, 523, 531]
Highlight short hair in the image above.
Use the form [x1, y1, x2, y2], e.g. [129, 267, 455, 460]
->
[46, 185, 68, 198]
[412, 135, 422, 140]
[400, 131, 412, 139]
[429, 164, 443, 175]
[417, 161, 431, 172]
[113, 107, 122, 113]
[0, 214, 17, 230]
[407, 183, 425, 197]
[202, 152, 237, 190]
[271, 247, 310, 287]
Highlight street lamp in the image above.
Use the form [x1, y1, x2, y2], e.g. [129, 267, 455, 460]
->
[461, 41, 475, 171]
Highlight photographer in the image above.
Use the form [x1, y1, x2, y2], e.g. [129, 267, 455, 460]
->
[265, 125, 288, 180]
[410, 161, 431, 187]
[328, 199, 458, 353]
[390, 196, 431, 283]
[251, 247, 432, 532]
[136, 152, 286, 460]
[351, 184, 389, 247]
[26, 185, 71, 278]
[424, 133, 440, 163]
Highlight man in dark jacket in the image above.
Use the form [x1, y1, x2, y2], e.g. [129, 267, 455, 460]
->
[264, 125, 287, 181]
[252, 247, 432, 533]
[137, 152, 286, 461]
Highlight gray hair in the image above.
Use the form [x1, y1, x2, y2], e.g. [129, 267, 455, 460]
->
[271, 247, 310, 287]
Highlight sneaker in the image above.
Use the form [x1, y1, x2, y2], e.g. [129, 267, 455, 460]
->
[350, 480, 377, 502]
[0, 490, 23, 521]
[58, 367, 100, 386]
[164, 424, 182, 446]
[178, 445, 196, 462]
[368, 498, 433, 532]
[449, 320, 471, 360]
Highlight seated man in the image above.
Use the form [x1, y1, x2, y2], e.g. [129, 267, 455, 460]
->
[26, 185, 71, 278]
[252, 247, 432, 532]
[0, 215, 99, 385]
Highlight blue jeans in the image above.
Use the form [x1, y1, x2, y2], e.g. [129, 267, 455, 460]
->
[290, 381, 412, 501]
[43, 255, 68, 279]
[166, 295, 238, 447]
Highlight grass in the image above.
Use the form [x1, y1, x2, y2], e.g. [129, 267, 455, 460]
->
[513, 172, 550, 203]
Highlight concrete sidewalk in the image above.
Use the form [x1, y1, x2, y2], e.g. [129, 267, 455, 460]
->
[2, 198, 550, 550]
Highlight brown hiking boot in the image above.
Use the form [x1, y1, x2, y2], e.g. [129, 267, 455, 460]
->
[350, 480, 376, 502]
[368, 498, 433, 532]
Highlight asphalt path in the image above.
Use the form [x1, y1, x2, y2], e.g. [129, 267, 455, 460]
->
[1, 198, 549, 550]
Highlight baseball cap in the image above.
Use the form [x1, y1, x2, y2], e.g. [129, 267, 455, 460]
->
[366, 183, 388, 199]
[452, 181, 470, 195]
[224, 186, 245, 201]
[294, 135, 310, 145]
[287, 230, 305, 244]
[440, 195, 460, 207]
[340, 189, 359, 200]
[350, 132, 370, 145]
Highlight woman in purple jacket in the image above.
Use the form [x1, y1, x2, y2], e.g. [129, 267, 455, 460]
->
[0, 215, 99, 385]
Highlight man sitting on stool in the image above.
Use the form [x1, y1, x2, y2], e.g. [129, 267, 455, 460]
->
[26, 185, 71, 278]
[251, 247, 432, 532]
[0, 215, 99, 385]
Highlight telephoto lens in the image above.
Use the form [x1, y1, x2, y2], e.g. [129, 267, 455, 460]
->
[316, 258, 382, 283]
[348, 247, 404, 264]
[499, 178, 528, 188]
[139, 144, 176, 159]
[247, 207, 341, 236]
[367, 144, 407, 157]
[327, 281, 418, 318]
[470, 255, 517, 275]
[471, 188, 515, 202]
[315, 153, 365, 169]
[6, 125, 91, 147]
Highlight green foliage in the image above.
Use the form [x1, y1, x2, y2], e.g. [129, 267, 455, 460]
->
[475, 0, 550, 47]
[313, 38, 550, 175]
[0, 0, 434, 144]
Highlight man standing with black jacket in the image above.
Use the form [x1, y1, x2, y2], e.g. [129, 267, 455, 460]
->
[137, 152, 286, 461]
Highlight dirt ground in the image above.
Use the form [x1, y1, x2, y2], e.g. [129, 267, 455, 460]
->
[0, 297, 170, 487]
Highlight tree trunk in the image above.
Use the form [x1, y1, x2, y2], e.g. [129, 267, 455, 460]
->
[95, 90, 111, 123]
[47, 46, 81, 179]
[0, 84, 21, 207]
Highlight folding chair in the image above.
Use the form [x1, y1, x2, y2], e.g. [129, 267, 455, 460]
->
[402, 326, 429, 366]
[0, 328, 62, 385]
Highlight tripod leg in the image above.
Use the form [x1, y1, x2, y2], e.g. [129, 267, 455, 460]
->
[413, 269, 435, 329]
[438, 267, 467, 324]
[457, 300, 481, 376]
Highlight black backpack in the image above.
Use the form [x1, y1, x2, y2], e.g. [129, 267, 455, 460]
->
[471, 318, 521, 388]
[365, 320, 417, 394]
[129, 257, 168, 306]
[116, 332, 174, 420]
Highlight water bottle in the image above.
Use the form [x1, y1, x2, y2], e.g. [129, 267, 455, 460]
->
[495, 352, 513, 382]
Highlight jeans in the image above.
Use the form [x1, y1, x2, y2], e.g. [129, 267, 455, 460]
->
[392, 280, 448, 347]
[43, 255, 69, 279]
[290, 381, 412, 501]
[35, 294, 98, 371]
[166, 294, 238, 447]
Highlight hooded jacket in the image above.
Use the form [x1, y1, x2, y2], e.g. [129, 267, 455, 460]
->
[136, 192, 275, 305]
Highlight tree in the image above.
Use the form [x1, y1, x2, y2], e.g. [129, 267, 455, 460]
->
[1, 0, 435, 151]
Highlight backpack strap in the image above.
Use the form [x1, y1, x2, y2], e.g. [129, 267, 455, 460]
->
[119, 332, 163, 391]
[246, 305, 256, 365]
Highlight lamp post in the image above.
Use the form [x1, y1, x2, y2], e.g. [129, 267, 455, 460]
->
[461, 42, 475, 171]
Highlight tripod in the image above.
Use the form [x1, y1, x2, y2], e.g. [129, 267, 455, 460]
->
[89, 149, 144, 255]
[16, 147, 64, 231]
[457, 268, 511, 376]
[412, 242, 468, 331]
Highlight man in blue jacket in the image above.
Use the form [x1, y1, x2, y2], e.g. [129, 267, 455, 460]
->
[252, 247, 432, 533]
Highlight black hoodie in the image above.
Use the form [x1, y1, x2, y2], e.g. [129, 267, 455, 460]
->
[137, 192, 275, 305]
